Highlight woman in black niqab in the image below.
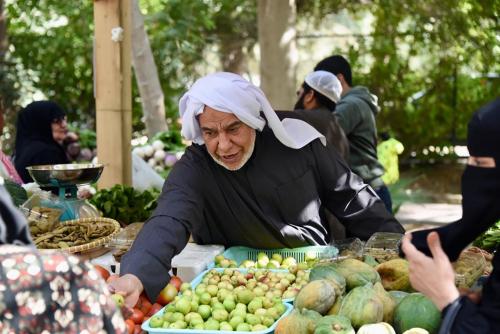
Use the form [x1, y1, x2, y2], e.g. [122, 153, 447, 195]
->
[402, 98, 500, 334]
[14, 101, 69, 183]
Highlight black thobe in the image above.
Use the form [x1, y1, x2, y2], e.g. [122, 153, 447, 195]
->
[121, 125, 403, 300]
[276, 108, 350, 161]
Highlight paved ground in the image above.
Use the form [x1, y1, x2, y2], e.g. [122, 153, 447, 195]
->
[396, 202, 462, 231]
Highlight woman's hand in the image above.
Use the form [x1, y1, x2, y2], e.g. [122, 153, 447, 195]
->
[402, 231, 460, 311]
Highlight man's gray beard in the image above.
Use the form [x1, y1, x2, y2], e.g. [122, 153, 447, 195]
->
[210, 131, 256, 171]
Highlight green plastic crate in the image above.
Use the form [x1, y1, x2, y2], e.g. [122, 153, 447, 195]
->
[213, 245, 338, 267]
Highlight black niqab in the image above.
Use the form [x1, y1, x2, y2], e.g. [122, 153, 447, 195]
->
[410, 98, 500, 261]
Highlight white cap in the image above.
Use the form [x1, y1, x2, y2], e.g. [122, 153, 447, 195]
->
[304, 70, 342, 103]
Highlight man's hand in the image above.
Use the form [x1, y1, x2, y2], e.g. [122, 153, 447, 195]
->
[108, 273, 144, 308]
[401, 231, 460, 311]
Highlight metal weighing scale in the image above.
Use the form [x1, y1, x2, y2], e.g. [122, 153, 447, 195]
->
[26, 163, 104, 221]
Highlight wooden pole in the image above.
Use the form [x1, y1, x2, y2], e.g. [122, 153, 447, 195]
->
[94, 0, 132, 188]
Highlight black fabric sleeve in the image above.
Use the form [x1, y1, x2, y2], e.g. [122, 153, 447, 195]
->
[441, 297, 495, 334]
[311, 140, 404, 240]
[119, 215, 190, 302]
[119, 153, 204, 301]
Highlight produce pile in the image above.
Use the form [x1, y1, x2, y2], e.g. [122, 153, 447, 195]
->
[132, 130, 185, 178]
[214, 251, 318, 270]
[89, 185, 160, 226]
[474, 220, 500, 252]
[148, 269, 290, 331]
[276, 258, 441, 334]
[32, 219, 118, 249]
[112, 240, 492, 333]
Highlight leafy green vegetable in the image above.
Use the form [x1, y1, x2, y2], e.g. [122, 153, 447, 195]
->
[4, 179, 28, 207]
[473, 220, 500, 251]
[89, 185, 160, 225]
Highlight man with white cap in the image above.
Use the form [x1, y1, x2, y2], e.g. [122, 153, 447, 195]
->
[315, 55, 392, 213]
[292, 70, 349, 160]
[111, 72, 404, 306]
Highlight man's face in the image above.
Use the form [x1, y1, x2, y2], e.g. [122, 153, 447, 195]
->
[199, 106, 256, 171]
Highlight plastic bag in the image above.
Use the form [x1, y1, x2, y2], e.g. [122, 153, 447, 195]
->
[132, 152, 164, 191]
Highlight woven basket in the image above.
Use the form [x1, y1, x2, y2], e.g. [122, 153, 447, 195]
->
[38, 217, 121, 254]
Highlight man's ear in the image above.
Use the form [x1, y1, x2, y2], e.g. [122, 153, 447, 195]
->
[304, 90, 315, 104]
[336, 73, 347, 86]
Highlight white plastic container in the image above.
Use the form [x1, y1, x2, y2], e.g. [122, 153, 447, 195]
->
[170, 243, 224, 282]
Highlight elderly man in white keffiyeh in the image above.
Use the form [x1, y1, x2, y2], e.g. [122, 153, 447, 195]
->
[110, 72, 403, 307]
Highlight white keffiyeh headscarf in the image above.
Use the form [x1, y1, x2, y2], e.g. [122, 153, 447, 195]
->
[179, 72, 325, 149]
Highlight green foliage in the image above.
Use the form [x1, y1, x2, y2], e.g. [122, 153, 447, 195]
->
[89, 185, 160, 225]
[7, 1, 94, 125]
[4, 0, 498, 155]
[151, 128, 184, 152]
[339, 0, 499, 154]
[68, 125, 96, 150]
[474, 220, 500, 251]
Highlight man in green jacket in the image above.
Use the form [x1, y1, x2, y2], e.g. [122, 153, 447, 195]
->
[315, 55, 392, 213]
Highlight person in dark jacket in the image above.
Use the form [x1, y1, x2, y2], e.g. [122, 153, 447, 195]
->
[315, 55, 392, 213]
[402, 98, 500, 334]
[14, 101, 69, 183]
[109, 72, 404, 306]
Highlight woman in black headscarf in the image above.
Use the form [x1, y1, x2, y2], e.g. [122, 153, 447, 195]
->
[14, 101, 69, 183]
[0, 184, 127, 333]
[402, 98, 500, 334]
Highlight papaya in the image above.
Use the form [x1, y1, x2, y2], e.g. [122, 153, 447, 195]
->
[275, 308, 322, 334]
[334, 259, 380, 290]
[313, 315, 355, 334]
[338, 283, 383, 329]
[393, 293, 441, 334]
[310, 264, 347, 296]
[294, 279, 336, 315]
[357, 322, 396, 334]
[373, 282, 396, 323]
[375, 259, 412, 291]
[363, 255, 379, 267]
[327, 294, 343, 315]
[388, 291, 408, 306]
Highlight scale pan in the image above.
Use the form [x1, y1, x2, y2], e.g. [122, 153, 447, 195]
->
[27, 163, 104, 187]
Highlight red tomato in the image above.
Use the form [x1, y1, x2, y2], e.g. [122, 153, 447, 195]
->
[156, 283, 178, 306]
[169, 276, 182, 291]
[136, 294, 152, 315]
[147, 303, 163, 317]
[93, 265, 110, 281]
[143, 316, 150, 323]
[130, 308, 144, 325]
[125, 319, 135, 334]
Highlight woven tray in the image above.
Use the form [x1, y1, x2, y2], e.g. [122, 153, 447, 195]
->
[35, 217, 121, 254]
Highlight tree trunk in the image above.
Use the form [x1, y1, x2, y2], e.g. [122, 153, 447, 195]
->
[131, 0, 168, 137]
[0, 0, 6, 58]
[219, 38, 247, 75]
[257, 0, 298, 110]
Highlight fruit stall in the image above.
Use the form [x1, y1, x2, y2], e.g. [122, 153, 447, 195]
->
[8, 159, 496, 334]
[110, 233, 491, 334]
